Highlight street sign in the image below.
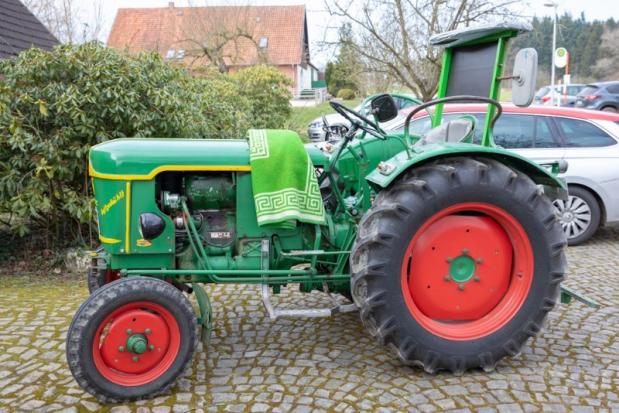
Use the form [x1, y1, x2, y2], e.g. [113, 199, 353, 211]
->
[555, 47, 568, 69]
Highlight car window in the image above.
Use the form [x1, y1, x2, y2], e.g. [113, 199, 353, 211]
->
[579, 85, 599, 96]
[533, 117, 559, 148]
[405, 113, 559, 149]
[606, 84, 619, 94]
[487, 115, 558, 149]
[492, 115, 535, 149]
[555, 117, 616, 147]
[567, 86, 583, 95]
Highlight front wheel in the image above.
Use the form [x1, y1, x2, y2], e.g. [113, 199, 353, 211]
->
[66, 277, 198, 402]
[351, 157, 566, 373]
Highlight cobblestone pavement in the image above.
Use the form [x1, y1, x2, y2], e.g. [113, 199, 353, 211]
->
[1, 228, 618, 413]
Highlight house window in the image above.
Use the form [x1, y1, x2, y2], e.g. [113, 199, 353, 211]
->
[166, 49, 175, 59]
[259, 37, 268, 49]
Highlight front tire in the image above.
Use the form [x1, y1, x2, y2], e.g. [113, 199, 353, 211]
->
[66, 277, 198, 402]
[351, 157, 566, 373]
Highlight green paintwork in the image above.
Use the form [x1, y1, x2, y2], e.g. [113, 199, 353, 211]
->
[449, 255, 476, 283]
[305, 143, 328, 165]
[364, 141, 567, 191]
[192, 283, 213, 343]
[90, 138, 250, 178]
[185, 175, 235, 209]
[560, 285, 600, 308]
[126, 334, 147, 354]
[481, 37, 507, 146]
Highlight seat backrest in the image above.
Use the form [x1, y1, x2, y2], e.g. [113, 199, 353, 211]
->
[417, 115, 476, 145]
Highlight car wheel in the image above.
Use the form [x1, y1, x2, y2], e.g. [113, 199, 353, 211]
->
[553, 186, 601, 246]
[601, 106, 617, 113]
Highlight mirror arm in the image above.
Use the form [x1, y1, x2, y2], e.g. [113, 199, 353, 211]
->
[497, 74, 520, 81]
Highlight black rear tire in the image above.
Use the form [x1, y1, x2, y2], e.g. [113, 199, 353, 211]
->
[351, 157, 567, 373]
[66, 277, 198, 402]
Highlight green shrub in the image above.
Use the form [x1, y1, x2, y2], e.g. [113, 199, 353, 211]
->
[0, 44, 292, 248]
[337, 88, 357, 100]
[233, 65, 292, 129]
[193, 67, 252, 139]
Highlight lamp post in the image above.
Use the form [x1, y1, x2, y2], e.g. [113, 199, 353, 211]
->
[544, 1, 559, 106]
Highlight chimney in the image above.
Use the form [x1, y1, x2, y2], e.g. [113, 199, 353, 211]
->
[168, 2, 174, 7]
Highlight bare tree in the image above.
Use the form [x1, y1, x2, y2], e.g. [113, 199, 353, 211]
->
[324, 0, 521, 100]
[23, 0, 104, 44]
[175, 3, 260, 73]
[593, 27, 619, 81]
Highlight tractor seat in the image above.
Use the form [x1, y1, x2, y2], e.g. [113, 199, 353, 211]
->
[416, 115, 476, 145]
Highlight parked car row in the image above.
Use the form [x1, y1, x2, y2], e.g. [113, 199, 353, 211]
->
[574, 82, 619, 112]
[535, 81, 619, 112]
[534, 84, 586, 107]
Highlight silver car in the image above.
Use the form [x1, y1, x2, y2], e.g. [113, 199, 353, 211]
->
[388, 104, 619, 245]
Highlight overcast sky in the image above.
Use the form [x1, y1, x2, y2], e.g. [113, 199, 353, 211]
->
[85, 0, 615, 67]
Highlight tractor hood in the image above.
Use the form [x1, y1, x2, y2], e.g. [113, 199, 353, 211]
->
[89, 138, 251, 180]
[89, 138, 327, 180]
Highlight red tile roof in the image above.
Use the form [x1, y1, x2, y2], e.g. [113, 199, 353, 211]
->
[107, 4, 308, 67]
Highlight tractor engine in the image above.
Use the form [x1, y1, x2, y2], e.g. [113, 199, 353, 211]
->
[152, 171, 320, 274]
[178, 174, 236, 255]
[156, 172, 239, 269]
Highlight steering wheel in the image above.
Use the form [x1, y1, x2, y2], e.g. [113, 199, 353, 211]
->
[329, 100, 385, 139]
[403, 95, 503, 142]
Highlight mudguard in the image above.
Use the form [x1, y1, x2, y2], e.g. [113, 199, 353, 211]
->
[366, 143, 567, 200]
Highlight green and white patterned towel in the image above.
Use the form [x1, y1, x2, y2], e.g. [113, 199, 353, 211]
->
[248, 129, 326, 228]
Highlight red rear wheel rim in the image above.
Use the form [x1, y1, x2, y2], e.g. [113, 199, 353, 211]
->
[92, 301, 181, 386]
[400, 202, 534, 341]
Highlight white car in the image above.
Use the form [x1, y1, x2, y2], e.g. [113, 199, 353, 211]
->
[388, 104, 619, 245]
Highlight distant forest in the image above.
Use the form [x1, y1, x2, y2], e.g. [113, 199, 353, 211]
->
[509, 13, 619, 85]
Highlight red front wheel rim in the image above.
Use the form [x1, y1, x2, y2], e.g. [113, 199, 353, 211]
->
[400, 202, 534, 341]
[92, 301, 181, 386]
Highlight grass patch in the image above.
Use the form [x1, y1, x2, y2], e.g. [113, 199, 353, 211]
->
[286, 99, 362, 141]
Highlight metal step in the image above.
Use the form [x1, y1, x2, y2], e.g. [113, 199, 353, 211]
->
[261, 283, 357, 320]
[259, 239, 357, 320]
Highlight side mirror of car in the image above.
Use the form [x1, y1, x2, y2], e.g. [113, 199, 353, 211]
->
[370, 94, 398, 123]
[511, 48, 538, 107]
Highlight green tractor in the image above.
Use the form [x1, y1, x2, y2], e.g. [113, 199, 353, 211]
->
[68, 23, 577, 402]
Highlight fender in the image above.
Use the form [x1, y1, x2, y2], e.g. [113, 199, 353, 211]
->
[366, 143, 567, 200]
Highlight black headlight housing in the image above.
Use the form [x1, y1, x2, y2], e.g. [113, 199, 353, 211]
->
[139, 213, 166, 240]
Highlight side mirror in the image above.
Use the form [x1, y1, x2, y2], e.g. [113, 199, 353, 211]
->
[370, 94, 398, 123]
[511, 48, 538, 107]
